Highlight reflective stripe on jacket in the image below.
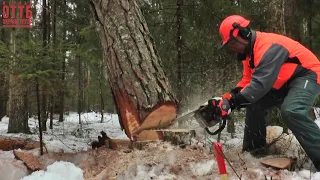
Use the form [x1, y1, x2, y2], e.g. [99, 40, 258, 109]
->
[237, 31, 320, 103]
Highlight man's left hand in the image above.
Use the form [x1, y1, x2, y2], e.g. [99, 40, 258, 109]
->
[218, 93, 234, 118]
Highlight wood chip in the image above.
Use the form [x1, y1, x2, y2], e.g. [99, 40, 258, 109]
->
[260, 157, 296, 169]
[13, 150, 43, 171]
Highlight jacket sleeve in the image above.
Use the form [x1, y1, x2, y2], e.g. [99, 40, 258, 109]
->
[236, 59, 251, 88]
[239, 43, 290, 103]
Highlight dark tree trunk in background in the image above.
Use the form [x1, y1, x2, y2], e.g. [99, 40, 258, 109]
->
[77, 49, 82, 127]
[99, 62, 105, 123]
[283, 0, 301, 41]
[8, 29, 30, 133]
[307, 0, 313, 50]
[0, 30, 8, 121]
[41, 0, 48, 131]
[47, 0, 54, 129]
[176, 0, 183, 104]
[89, 0, 178, 140]
[0, 74, 7, 121]
[266, 0, 286, 34]
[8, 75, 30, 133]
[36, 80, 44, 155]
[58, 0, 67, 122]
[50, 0, 57, 129]
[41, 89, 47, 131]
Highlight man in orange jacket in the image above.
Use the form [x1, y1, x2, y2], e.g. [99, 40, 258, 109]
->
[211, 15, 320, 171]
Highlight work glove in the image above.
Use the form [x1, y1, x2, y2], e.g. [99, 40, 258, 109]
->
[230, 87, 243, 97]
[217, 93, 235, 118]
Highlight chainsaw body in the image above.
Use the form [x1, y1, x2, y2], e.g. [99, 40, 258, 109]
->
[193, 97, 227, 135]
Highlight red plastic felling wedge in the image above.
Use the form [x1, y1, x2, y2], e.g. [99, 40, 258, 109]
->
[214, 142, 228, 180]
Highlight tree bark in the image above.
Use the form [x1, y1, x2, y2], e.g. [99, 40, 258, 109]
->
[77, 48, 82, 127]
[266, 0, 286, 34]
[99, 61, 105, 123]
[8, 75, 29, 133]
[58, 0, 67, 122]
[41, 0, 48, 131]
[89, 0, 178, 139]
[36, 79, 44, 155]
[0, 30, 8, 121]
[283, 0, 301, 41]
[176, 0, 183, 104]
[307, 0, 313, 50]
[7, 26, 30, 133]
[0, 74, 7, 121]
[50, 0, 57, 129]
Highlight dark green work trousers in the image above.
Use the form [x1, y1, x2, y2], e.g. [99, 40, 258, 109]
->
[243, 75, 320, 171]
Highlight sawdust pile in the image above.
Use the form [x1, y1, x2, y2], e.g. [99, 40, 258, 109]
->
[34, 141, 297, 180]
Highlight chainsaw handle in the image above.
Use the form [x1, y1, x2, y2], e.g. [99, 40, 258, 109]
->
[204, 117, 227, 135]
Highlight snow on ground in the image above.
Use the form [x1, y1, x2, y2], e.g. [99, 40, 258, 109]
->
[0, 110, 320, 179]
[22, 161, 84, 180]
[0, 112, 128, 153]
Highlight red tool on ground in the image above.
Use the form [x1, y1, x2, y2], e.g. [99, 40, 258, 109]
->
[214, 142, 228, 180]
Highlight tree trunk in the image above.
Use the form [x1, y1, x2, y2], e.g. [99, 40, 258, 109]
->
[89, 0, 178, 139]
[7, 29, 30, 133]
[176, 0, 183, 104]
[8, 76, 29, 133]
[307, 0, 313, 50]
[47, 0, 54, 129]
[87, 67, 90, 111]
[0, 74, 7, 121]
[99, 61, 105, 123]
[266, 0, 286, 34]
[41, 0, 48, 131]
[0, 30, 8, 121]
[77, 50, 82, 127]
[50, 0, 57, 129]
[283, 0, 301, 41]
[36, 79, 44, 155]
[58, 0, 67, 122]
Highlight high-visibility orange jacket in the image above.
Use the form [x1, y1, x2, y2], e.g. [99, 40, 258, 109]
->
[237, 31, 320, 103]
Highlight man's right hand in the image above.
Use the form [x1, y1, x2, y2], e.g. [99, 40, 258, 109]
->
[230, 87, 243, 96]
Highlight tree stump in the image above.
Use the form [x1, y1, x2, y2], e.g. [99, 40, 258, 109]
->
[89, 0, 178, 139]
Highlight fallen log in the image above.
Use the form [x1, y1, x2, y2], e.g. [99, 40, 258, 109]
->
[0, 137, 40, 151]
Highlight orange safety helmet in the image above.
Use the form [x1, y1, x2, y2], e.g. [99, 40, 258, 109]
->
[218, 15, 250, 49]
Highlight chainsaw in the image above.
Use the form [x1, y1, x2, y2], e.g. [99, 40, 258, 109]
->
[177, 97, 227, 135]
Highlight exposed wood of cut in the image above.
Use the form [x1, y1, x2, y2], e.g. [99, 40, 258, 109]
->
[260, 157, 296, 169]
[134, 104, 177, 135]
[107, 139, 132, 150]
[13, 150, 43, 171]
[0, 137, 40, 151]
[88, 0, 178, 140]
[136, 130, 164, 141]
[107, 139, 156, 150]
[137, 129, 195, 145]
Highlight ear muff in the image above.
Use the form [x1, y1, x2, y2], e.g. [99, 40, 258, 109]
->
[232, 23, 251, 40]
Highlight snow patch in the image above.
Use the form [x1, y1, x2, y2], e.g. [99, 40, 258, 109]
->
[0, 159, 29, 180]
[22, 161, 84, 180]
[298, 169, 312, 179]
[189, 160, 215, 176]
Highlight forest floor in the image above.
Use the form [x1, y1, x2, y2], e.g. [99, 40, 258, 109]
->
[0, 111, 320, 180]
